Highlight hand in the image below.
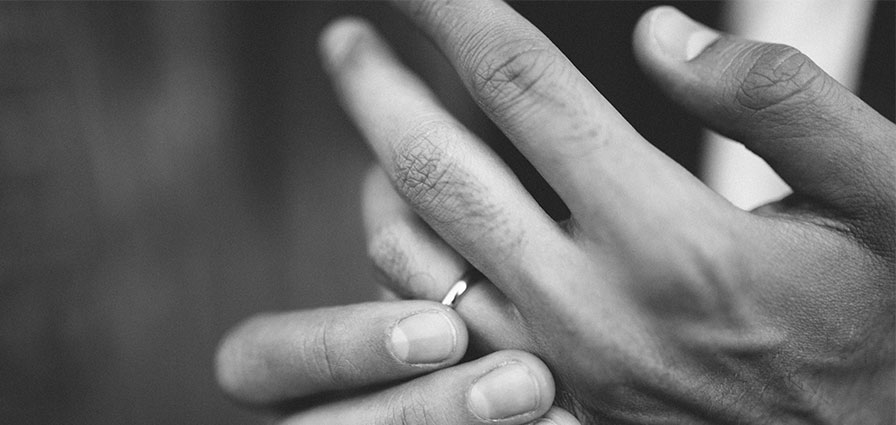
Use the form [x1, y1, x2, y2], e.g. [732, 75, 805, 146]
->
[215, 300, 581, 424]
[323, 1, 895, 423]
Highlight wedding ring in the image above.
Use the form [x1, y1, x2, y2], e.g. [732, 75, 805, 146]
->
[441, 269, 481, 308]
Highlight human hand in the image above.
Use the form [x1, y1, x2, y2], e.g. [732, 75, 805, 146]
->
[215, 300, 581, 424]
[322, 1, 895, 423]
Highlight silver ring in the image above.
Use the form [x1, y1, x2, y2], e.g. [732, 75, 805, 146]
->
[441, 269, 481, 308]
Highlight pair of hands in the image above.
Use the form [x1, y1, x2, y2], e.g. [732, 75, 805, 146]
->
[216, 1, 895, 424]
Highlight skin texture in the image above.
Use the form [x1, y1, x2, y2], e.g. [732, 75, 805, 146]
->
[215, 301, 579, 424]
[216, 2, 895, 424]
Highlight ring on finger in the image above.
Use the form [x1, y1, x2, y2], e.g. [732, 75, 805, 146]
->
[441, 269, 482, 308]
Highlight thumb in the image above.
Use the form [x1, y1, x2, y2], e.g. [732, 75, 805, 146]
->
[632, 6, 895, 227]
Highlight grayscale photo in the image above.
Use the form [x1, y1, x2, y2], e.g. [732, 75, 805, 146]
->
[2, 1, 893, 424]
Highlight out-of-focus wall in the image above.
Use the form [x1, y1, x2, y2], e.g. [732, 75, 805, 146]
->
[0, 3, 397, 423]
[0, 2, 890, 424]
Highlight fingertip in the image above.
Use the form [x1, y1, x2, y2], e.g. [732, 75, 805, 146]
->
[213, 312, 277, 404]
[513, 351, 557, 405]
[318, 16, 376, 69]
[631, 5, 662, 62]
[433, 302, 471, 365]
[213, 323, 241, 398]
[521, 352, 559, 423]
[634, 6, 719, 65]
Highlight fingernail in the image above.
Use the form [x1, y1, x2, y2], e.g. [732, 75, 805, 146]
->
[469, 362, 540, 420]
[651, 6, 719, 61]
[534, 420, 556, 425]
[390, 311, 456, 364]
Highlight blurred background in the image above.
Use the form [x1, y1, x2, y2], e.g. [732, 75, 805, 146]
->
[0, 2, 891, 424]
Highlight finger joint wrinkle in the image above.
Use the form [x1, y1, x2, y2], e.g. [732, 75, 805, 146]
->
[471, 42, 563, 117]
[735, 44, 825, 115]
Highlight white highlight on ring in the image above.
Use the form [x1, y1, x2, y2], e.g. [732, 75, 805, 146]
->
[441, 270, 478, 308]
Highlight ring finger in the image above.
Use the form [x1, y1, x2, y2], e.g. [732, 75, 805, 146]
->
[363, 166, 530, 351]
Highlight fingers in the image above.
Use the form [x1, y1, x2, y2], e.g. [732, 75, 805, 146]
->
[633, 7, 896, 228]
[362, 166, 531, 351]
[320, 17, 577, 303]
[362, 166, 467, 302]
[280, 350, 560, 425]
[391, 0, 712, 231]
[215, 301, 467, 405]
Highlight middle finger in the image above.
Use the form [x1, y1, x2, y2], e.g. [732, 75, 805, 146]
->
[321, 18, 578, 304]
[393, 0, 713, 236]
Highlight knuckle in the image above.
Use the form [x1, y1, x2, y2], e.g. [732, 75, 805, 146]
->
[637, 223, 751, 323]
[391, 121, 504, 229]
[392, 120, 461, 214]
[683, 230, 746, 293]
[470, 40, 564, 117]
[734, 44, 827, 114]
[677, 233, 744, 305]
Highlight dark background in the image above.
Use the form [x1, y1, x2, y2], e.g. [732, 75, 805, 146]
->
[1, 2, 891, 424]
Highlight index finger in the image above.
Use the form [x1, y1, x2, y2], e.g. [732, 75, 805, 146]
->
[393, 0, 715, 234]
[216, 301, 467, 405]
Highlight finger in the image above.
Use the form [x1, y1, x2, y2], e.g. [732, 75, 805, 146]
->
[321, 18, 578, 303]
[281, 350, 557, 425]
[362, 166, 530, 352]
[376, 285, 403, 301]
[362, 166, 467, 302]
[215, 301, 467, 405]
[391, 0, 713, 231]
[534, 406, 582, 425]
[633, 6, 896, 228]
